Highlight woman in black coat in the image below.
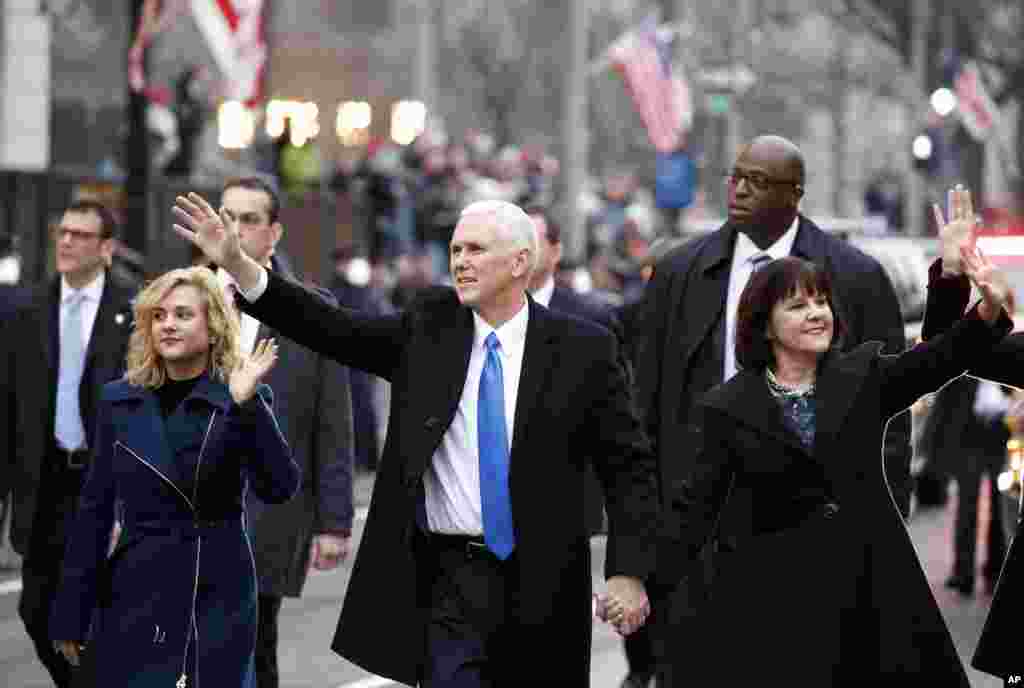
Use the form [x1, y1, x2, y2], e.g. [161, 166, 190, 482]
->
[50, 266, 300, 687]
[603, 252, 1012, 686]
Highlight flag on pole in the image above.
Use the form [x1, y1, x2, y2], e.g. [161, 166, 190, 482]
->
[955, 60, 999, 141]
[606, 14, 692, 153]
[190, 0, 268, 106]
[129, 0, 267, 107]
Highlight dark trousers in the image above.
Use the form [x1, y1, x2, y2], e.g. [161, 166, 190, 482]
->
[20, 555, 74, 688]
[952, 454, 1007, 584]
[419, 534, 520, 688]
[255, 594, 284, 688]
[20, 448, 87, 688]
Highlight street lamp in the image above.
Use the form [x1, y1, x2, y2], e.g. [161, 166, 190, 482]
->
[930, 88, 957, 117]
[912, 133, 934, 161]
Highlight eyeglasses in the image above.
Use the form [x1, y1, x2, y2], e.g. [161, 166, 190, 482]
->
[53, 227, 105, 243]
[724, 171, 802, 192]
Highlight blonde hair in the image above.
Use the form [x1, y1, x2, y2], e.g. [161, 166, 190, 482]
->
[125, 266, 242, 388]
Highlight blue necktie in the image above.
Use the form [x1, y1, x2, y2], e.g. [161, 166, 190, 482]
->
[55, 292, 87, 450]
[478, 333, 514, 559]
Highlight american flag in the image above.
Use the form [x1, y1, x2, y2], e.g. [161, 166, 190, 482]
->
[607, 15, 692, 153]
[130, 0, 267, 107]
[955, 60, 999, 142]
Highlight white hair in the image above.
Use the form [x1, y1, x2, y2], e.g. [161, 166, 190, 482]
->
[459, 200, 538, 273]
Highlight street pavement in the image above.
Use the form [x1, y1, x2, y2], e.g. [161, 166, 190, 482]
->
[0, 472, 1007, 687]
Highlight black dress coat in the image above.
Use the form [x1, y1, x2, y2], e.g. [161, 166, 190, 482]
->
[633, 217, 911, 575]
[667, 307, 1010, 686]
[547, 284, 624, 534]
[244, 259, 355, 598]
[921, 258, 1024, 679]
[0, 272, 135, 556]
[239, 271, 662, 687]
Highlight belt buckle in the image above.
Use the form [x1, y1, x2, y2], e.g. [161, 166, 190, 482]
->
[66, 449, 86, 470]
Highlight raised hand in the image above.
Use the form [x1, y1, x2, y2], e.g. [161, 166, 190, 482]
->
[961, 245, 1014, 323]
[172, 192, 243, 269]
[933, 184, 978, 276]
[229, 338, 279, 405]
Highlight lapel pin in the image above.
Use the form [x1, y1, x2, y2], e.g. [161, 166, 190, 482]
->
[115, 313, 126, 325]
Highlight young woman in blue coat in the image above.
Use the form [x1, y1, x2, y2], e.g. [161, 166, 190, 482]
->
[50, 266, 300, 687]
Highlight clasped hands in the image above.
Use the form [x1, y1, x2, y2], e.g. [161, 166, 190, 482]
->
[595, 575, 650, 636]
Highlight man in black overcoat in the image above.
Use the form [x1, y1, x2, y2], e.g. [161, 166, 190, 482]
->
[631, 135, 909, 686]
[0, 201, 134, 687]
[173, 193, 662, 688]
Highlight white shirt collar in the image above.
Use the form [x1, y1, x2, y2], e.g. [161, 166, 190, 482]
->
[472, 299, 530, 360]
[733, 215, 800, 265]
[60, 270, 105, 305]
[530, 276, 556, 308]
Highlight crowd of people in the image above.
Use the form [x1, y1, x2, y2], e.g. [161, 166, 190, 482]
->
[1, 132, 1023, 688]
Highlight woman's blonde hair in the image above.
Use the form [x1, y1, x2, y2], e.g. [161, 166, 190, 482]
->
[125, 266, 241, 388]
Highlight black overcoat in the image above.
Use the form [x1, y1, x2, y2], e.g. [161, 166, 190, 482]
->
[240, 272, 662, 687]
[667, 307, 1010, 685]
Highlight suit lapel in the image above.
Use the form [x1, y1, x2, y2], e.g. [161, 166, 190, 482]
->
[42, 279, 59, 401]
[714, 370, 808, 455]
[666, 228, 735, 389]
[510, 297, 557, 462]
[116, 388, 182, 489]
[812, 351, 868, 458]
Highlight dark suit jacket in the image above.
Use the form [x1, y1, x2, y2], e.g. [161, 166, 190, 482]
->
[634, 216, 911, 563]
[669, 309, 1007, 684]
[244, 257, 355, 598]
[0, 272, 134, 556]
[239, 271, 661, 687]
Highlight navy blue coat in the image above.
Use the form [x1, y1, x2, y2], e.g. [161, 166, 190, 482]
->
[51, 375, 299, 687]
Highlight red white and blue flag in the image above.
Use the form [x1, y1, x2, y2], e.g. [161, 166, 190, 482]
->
[606, 15, 692, 153]
[954, 60, 999, 142]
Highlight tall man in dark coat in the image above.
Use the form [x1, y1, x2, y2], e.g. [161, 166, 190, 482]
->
[0, 200, 135, 688]
[526, 206, 623, 536]
[632, 135, 909, 686]
[173, 194, 661, 688]
[215, 177, 355, 688]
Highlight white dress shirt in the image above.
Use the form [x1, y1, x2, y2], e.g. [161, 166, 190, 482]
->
[239, 266, 529, 534]
[531, 276, 556, 308]
[424, 303, 528, 534]
[59, 271, 105, 360]
[217, 268, 260, 354]
[723, 217, 799, 382]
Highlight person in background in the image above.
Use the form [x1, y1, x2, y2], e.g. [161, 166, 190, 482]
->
[50, 266, 299, 687]
[215, 176, 355, 688]
[0, 200, 135, 688]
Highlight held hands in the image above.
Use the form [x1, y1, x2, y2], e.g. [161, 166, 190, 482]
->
[229, 338, 279, 405]
[309, 534, 352, 571]
[933, 184, 978, 276]
[596, 576, 650, 636]
[961, 245, 1014, 323]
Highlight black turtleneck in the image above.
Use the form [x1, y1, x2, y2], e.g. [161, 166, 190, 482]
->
[156, 375, 202, 418]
